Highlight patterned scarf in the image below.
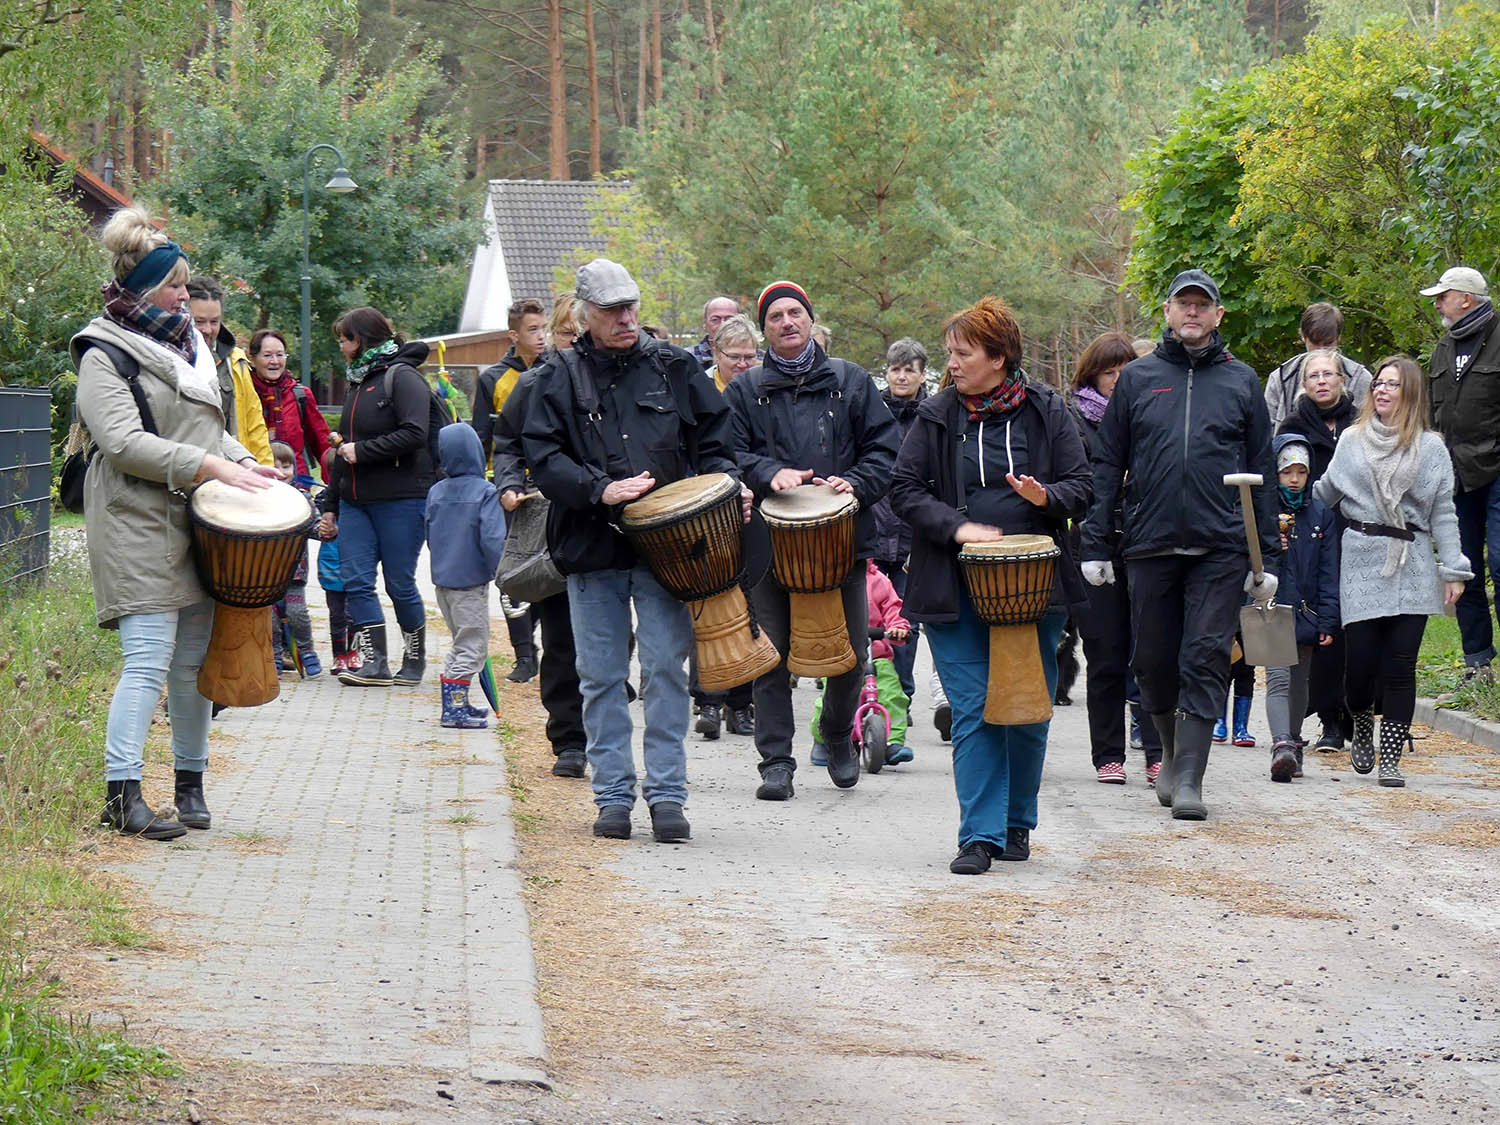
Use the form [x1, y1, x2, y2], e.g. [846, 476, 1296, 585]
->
[961, 369, 1028, 420]
[1074, 384, 1109, 424]
[101, 280, 196, 365]
[764, 336, 818, 377]
[1359, 416, 1421, 577]
[346, 339, 399, 384]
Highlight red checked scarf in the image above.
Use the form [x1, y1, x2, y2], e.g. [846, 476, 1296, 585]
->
[960, 369, 1027, 420]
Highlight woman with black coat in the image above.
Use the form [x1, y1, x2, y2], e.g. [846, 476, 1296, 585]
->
[890, 297, 1091, 875]
[318, 306, 437, 688]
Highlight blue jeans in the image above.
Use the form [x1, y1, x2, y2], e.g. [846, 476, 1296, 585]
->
[926, 598, 1063, 850]
[105, 601, 215, 781]
[876, 559, 919, 697]
[567, 565, 693, 809]
[1453, 482, 1500, 665]
[338, 497, 426, 631]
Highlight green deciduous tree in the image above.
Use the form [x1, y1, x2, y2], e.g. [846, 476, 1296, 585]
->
[150, 13, 475, 386]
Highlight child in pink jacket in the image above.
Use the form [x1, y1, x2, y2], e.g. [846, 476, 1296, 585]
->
[810, 559, 913, 765]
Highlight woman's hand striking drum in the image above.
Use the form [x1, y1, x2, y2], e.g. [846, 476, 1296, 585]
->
[958, 535, 1059, 725]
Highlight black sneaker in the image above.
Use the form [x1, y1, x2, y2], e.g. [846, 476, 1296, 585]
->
[1000, 827, 1030, 862]
[695, 704, 722, 740]
[592, 805, 631, 838]
[934, 702, 952, 742]
[551, 748, 587, 778]
[649, 801, 691, 842]
[755, 764, 794, 801]
[949, 841, 993, 875]
[506, 656, 537, 683]
[1312, 724, 1344, 753]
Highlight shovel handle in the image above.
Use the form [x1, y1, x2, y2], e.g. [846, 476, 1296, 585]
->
[1224, 472, 1264, 580]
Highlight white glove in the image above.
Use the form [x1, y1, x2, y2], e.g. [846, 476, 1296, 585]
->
[1244, 571, 1278, 603]
[1082, 560, 1115, 587]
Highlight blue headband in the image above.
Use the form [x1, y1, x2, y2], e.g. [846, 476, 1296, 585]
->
[122, 241, 188, 296]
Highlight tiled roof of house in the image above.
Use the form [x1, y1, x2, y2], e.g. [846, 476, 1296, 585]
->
[487, 178, 630, 307]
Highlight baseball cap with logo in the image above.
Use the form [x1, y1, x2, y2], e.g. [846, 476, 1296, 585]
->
[1166, 268, 1221, 304]
[1419, 266, 1489, 298]
[575, 258, 641, 307]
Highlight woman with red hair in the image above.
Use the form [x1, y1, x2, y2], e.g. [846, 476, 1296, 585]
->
[890, 297, 1091, 874]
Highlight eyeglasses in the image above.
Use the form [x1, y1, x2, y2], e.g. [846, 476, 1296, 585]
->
[1372, 380, 1402, 391]
[720, 352, 758, 365]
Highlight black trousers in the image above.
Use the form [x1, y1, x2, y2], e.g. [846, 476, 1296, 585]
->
[689, 652, 754, 710]
[1126, 552, 1246, 722]
[1344, 613, 1427, 727]
[505, 606, 535, 662]
[1079, 561, 1161, 767]
[748, 572, 868, 775]
[1309, 626, 1352, 736]
[534, 590, 585, 754]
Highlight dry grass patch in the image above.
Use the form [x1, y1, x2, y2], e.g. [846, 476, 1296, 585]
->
[1415, 819, 1500, 849]
[889, 890, 1064, 976]
[1108, 864, 1348, 920]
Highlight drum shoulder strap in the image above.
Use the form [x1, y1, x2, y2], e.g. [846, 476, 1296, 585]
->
[78, 338, 157, 436]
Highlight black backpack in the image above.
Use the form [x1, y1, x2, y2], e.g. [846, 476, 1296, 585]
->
[59, 339, 158, 513]
[382, 363, 454, 477]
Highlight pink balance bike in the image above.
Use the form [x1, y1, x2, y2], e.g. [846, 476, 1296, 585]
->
[853, 627, 903, 774]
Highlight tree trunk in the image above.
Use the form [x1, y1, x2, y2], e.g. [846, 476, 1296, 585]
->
[608, 7, 626, 126]
[636, 17, 647, 125]
[585, 0, 602, 175]
[651, 0, 663, 106]
[122, 66, 136, 189]
[548, 0, 568, 179]
[474, 132, 487, 181]
[704, 0, 722, 90]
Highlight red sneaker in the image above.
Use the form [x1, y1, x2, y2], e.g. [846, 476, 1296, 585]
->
[1096, 762, 1126, 785]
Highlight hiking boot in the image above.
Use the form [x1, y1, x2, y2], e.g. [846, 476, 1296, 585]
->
[695, 704, 722, 740]
[649, 801, 691, 842]
[755, 764, 795, 801]
[1000, 826, 1030, 861]
[394, 626, 426, 686]
[506, 656, 537, 683]
[1270, 740, 1299, 783]
[592, 805, 631, 839]
[726, 706, 755, 736]
[173, 769, 211, 830]
[339, 624, 394, 686]
[102, 780, 187, 841]
[949, 840, 994, 875]
[552, 748, 587, 778]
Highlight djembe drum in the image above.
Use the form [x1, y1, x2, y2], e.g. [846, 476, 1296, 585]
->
[620, 473, 781, 692]
[189, 478, 317, 707]
[759, 484, 858, 677]
[958, 534, 1059, 726]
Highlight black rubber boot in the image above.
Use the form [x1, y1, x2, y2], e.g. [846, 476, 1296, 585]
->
[394, 625, 426, 686]
[1171, 713, 1214, 821]
[1377, 720, 1408, 787]
[1152, 710, 1178, 808]
[826, 737, 860, 789]
[338, 624, 393, 686]
[173, 769, 211, 829]
[103, 780, 187, 840]
[1349, 707, 1376, 774]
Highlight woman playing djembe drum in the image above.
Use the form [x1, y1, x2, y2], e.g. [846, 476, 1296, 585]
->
[73, 207, 283, 840]
[890, 297, 1091, 875]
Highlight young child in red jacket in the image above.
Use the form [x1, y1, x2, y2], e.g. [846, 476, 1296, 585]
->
[810, 559, 913, 765]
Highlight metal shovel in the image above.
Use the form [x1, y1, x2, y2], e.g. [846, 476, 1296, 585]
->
[1224, 472, 1300, 667]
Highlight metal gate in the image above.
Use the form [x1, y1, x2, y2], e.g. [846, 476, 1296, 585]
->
[0, 387, 52, 587]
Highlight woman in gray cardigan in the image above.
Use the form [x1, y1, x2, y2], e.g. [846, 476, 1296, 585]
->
[75, 207, 282, 840]
[1312, 355, 1470, 786]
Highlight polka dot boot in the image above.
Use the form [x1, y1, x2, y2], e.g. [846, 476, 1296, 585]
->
[1377, 721, 1408, 788]
[1349, 707, 1376, 775]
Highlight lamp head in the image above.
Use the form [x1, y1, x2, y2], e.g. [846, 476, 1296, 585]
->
[325, 167, 357, 193]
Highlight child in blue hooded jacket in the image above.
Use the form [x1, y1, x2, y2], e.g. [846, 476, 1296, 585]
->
[426, 424, 507, 728]
[1264, 433, 1340, 782]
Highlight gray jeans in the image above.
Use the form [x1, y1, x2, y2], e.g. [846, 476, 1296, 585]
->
[1264, 644, 1314, 745]
[436, 584, 490, 679]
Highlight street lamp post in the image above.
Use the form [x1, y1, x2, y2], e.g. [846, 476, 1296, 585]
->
[300, 143, 358, 389]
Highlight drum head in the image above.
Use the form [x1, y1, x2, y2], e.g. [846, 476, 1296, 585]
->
[621, 472, 738, 528]
[959, 533, 1058, 561]
[190, 478, 313, 534]
[759, 483, 858, 523]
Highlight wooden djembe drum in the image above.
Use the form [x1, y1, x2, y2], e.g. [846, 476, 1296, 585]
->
[758, 484, 858, 678]
[957, 534, 1060, 725]
[620, 473, 781, 692]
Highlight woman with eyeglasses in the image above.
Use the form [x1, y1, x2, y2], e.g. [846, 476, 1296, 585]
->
[1312, 356, 1470, 786]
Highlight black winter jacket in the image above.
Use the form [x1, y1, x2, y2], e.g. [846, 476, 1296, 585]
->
[1276, 393, 1356, 488]
[871, 387, 926, 563]
[330, 341, 436, 507]
[492, 366, 540, 497]
[723, 347, 900, 559]
[521, 330, 739, 574]
[1081, 330, 1278, 569]
[472, 348, 531, 473]
[1428, 309, 1500, 492]
[889, 382, 1092, 624]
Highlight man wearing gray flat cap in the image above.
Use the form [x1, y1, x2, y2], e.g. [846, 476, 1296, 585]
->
[522, 258, 745, 843]
[1080, 267, 1277, 823]
[1424, 265, 1500, 680]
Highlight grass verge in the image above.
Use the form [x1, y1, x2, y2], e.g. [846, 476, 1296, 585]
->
[0, 550, 174, 1120]
[1417, 609, 1500, 720]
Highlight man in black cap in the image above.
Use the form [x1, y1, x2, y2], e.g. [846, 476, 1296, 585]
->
[724, 280, 900, 799]
[522, 258, 744, 843]
[1080, 268, 1278, 821]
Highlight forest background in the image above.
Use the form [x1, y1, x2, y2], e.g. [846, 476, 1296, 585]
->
[3, 0, 1500, 425]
